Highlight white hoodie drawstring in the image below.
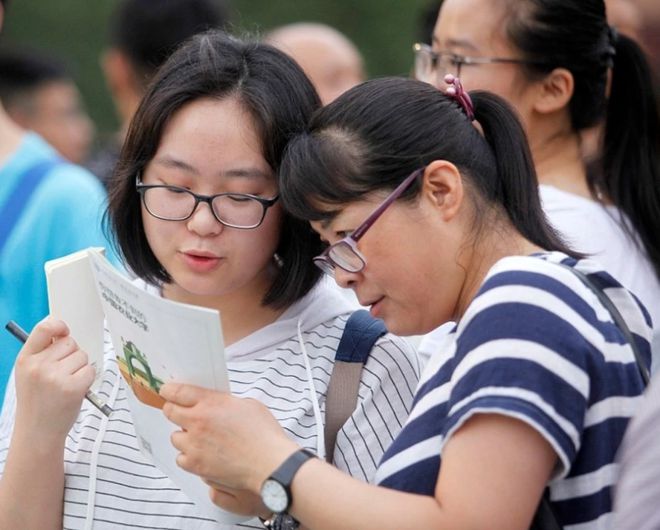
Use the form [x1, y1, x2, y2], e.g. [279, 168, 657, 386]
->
[84, 369, 121, 530]
[297, 318, 326, 460]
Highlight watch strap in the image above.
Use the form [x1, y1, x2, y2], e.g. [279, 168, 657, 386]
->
[270, 448, 316, 487]
[262, 448, 316, 514]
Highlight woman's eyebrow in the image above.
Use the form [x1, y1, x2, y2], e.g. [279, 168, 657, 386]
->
[433, 35, 480, 53]
[152, 156, 198, 173]
[150, 158, 272, 180]
[222, 168, 273, 179]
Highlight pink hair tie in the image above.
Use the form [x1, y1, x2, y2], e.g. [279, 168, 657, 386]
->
[444, 74, 475, 121]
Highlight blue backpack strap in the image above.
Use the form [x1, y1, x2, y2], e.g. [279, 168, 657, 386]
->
[335, 309, 388, 363]
[0, 159, 59, 255]
[324, 310, 388, 462]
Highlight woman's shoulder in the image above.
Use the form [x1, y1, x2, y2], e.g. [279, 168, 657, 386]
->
[480, 251, 635, 302]
[459, 252, 652, 365]
[476, 252, 647, 319]
[472, 252, 587, 314]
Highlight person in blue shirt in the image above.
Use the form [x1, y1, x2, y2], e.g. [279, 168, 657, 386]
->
[0, 0, 116, 406]
[158, 77, 650, 529]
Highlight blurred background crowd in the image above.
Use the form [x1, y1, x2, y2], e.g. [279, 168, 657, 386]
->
[0, 0, 658, 178]
[0, 0, 439, 170]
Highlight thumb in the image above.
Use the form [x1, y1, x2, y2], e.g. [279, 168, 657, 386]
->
[160, 382, 208, 407]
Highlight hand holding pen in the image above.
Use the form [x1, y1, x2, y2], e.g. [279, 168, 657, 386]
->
[5, 321, 112, 416]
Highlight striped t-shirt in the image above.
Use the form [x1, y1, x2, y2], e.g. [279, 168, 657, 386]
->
[0, 281, 421, 530]
[375, 252, 651, 530]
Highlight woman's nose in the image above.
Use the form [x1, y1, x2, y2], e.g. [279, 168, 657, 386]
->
[186, 202, 223, 236]
[333, 266, 359, 290]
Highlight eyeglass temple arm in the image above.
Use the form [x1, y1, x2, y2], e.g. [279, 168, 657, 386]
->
[351, 167, 424, 242]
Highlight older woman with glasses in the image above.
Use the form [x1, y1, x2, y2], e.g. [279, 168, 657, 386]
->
[416, 0, 660, 369]
[159, 77, 650, 529]
[0, 32, 420, 530]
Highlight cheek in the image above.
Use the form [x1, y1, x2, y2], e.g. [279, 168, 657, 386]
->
[141, 208, 174, 257]
[238, 208, 283, 263]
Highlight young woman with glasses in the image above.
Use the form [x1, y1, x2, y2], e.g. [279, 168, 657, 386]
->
[158, 77, 651, 529]
[0, 32, 420, 530]
[416, 0, 660, 367]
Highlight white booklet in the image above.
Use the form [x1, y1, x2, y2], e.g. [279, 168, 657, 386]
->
[45, 248, 245, 524]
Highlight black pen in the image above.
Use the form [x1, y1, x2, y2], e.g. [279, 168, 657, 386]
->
[5, 320, 112, 417]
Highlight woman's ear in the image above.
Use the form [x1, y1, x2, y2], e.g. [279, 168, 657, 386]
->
[422, 160, 464, 221]
[532, 67, 574, 115]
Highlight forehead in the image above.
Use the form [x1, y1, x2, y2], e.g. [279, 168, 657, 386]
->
[153, 96, 271, 173]
[309, 195, 388, 232]
[162, 97, 258, 141]
[434, 0, 512, 52]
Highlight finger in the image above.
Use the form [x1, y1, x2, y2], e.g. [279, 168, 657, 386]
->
[203, 477, 231, 490]
[21, 317, 70, 356]
[163, 401, 188, 428]
[170, 429, 187, 452]
[175, 450, 194, 473]
[71, 363, 96, 389]
[56, 348, 90, 376]
[64, 364, 96, 398]
[208, 486, 264, 516]
[209, 486, 238, 511]
[160, 382, 207, 407]
[47, 337, 82, 363]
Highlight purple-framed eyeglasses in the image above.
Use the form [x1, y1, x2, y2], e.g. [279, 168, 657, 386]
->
[314, 167, 425, 276]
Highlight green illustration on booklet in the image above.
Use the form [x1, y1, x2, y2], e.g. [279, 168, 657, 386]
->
[117, 339, 166, 409]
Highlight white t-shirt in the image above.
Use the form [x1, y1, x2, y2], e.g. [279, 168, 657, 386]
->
[540, 184, 660, 369]
[0, 280, 421, 529]
[613, 371, 660, 529]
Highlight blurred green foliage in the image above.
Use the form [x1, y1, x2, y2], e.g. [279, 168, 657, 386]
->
[0, 0, 437, 137]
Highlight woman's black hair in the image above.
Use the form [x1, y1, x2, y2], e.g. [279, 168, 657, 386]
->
[280, 76, 577, 259]
[503, 0, 660, 280]
[108, 30, 323, 308]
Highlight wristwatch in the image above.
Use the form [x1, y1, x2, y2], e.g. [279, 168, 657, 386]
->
[260, 448, 316, 515]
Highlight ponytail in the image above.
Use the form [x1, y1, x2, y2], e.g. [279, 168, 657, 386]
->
[472, 91, 578, 257]
[597, 33, 660, 280]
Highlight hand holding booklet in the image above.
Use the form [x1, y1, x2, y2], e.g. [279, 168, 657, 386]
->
[45, 247, 245, 524]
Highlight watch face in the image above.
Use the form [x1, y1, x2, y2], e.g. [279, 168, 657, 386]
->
[261, 478, 289, 513]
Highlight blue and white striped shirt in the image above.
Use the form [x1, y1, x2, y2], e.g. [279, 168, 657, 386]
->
[375, 252, 651, 530]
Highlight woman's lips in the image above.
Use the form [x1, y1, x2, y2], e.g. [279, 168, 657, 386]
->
[180, 251, 222, 273]
[367, 297, 385, 318]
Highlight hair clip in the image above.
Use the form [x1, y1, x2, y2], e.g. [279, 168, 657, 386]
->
[444, 74, 475, 121]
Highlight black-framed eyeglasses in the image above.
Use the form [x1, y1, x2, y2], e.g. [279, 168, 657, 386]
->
[413, 43, 549, 86]
[136, 175, 279, 230]
[314, 167, 424, 277]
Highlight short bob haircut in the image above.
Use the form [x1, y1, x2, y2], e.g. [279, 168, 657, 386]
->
[108, 30, 323, 308]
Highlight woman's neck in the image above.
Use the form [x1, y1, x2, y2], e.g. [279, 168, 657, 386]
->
[530, 127, 592, 199]
[453, 221, 543, 321]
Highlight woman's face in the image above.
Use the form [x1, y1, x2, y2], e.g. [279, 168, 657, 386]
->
[310, 188, 467, 336]
[432, 0, 537, 128]
[141, 96, 282, 304]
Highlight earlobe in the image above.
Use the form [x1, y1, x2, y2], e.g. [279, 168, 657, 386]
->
[533, 67, 574, 114]
[422, 160, 464, 221]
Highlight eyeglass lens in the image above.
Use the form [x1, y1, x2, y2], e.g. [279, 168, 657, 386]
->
[414, 46, 461, 84]
[315, 241, 366, 276]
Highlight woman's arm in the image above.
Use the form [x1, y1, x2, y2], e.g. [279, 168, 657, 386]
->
[0, 318, 95, 530]
[162, 384, 556, 530]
